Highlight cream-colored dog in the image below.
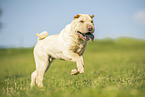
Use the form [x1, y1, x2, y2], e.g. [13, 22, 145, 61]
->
[31, 14, 95, 87]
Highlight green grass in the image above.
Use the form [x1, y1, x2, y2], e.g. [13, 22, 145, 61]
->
[0, 38, 145, 97]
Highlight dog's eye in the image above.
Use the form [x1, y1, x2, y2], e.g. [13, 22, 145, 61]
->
[91, 21, 93, 23]
[80, 20, 84, 23]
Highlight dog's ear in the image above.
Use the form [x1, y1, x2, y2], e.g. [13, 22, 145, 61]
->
[74, 14, 81, 19]
[89, 15, 94, 18]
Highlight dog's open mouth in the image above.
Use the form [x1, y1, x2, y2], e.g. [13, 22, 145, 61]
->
[77, 31, 94, 41]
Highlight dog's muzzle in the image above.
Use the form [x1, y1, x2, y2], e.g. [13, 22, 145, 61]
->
[77, 31, 94, 41]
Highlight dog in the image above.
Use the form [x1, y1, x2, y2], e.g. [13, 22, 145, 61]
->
[31, 14, 95, 87]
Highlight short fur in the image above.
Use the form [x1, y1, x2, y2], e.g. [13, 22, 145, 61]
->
[31, 14, 95, 87]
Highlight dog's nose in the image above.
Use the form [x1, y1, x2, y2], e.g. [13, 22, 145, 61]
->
[88, 26, 93, 31]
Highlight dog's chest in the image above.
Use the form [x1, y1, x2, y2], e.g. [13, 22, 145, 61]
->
[71, 40, 87, 56]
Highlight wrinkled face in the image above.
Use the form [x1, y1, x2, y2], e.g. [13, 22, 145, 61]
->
[73, 14, 95, 41]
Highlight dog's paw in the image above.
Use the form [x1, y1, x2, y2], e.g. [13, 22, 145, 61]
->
[71, 69, 79, 75]
[78, 69, 84, 74]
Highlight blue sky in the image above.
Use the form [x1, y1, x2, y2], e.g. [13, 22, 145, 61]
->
[0, 0, 145, 47]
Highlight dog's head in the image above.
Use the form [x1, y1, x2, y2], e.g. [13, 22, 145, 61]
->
[73, 14, 95, 41]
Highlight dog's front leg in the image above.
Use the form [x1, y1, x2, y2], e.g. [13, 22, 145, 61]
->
[76, 56, 84, 73]
[71, 56, 84, 75]
[64, 51, 84, 75]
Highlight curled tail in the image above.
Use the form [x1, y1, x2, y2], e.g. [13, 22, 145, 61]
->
[36, 31, 48, 40]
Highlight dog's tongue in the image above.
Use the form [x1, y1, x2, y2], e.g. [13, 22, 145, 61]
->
[86, 34, 94, 41]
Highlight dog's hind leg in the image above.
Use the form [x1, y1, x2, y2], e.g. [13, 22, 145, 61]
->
[31, 49, 55, 87]
[35, 55, 55, 87]
[31, 70, 37, 87]
[34, 54, 49, 87]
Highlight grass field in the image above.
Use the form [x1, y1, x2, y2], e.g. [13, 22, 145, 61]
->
[0, 38, 145, 97]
